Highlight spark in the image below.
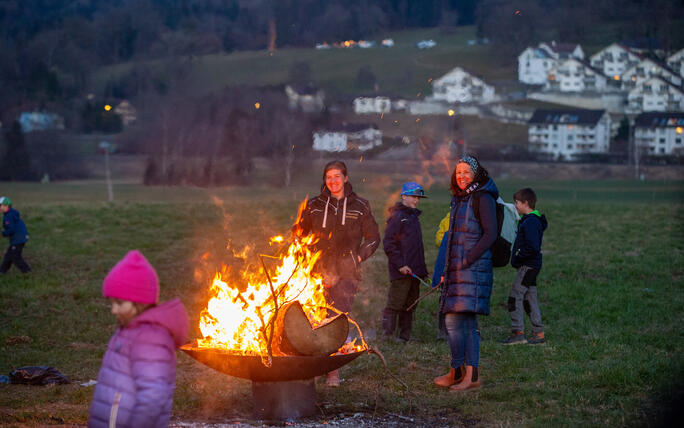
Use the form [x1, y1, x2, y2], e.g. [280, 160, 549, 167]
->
[427, 78, 433, 83]
[448, 109, 455, 116]
[415, 118, 421, 123]
[104, 105, 112, 111]
[359, 156, 363, 162]
[254, 102, 261, 109]
[514, 10, 521, 15]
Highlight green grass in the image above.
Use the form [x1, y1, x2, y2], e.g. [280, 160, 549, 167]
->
[94, 26, 510, 99]
[0, 177, 682, 426]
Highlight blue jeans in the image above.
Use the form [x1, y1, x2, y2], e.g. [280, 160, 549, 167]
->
[445, 313, 479, 368]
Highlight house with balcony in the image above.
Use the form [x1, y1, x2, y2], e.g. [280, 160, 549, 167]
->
[589, 43, 641, 81]
[518, 47, 556, 85]
[430, 67, 496, 104]
[634, 112, 684, 155]
[353, 96, 392, 114]
[620, 58, 682, 91]
[312, 123, 382, 152]
[666, 48, 684, 78]
[545, 58, 608, 93]
[627, 76, 684, 113]
[528, 109, 610, 160]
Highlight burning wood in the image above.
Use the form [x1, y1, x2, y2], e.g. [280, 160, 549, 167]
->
[273, 301, 349, 356]
[196, 201, 366, 365]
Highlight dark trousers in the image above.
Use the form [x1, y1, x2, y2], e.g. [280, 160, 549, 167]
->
[324, 277, 358, 316]
[382, 277, 420, 341]
[0, 243, 31, 273]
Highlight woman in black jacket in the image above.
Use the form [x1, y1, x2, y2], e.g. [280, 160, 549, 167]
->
[294, 160, 380, 386]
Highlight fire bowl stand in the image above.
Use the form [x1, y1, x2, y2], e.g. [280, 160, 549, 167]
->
[252, 379, 317, 420]
[181, 345, 365, 421]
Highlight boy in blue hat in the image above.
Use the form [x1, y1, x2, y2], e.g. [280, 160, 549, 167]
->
[381, 182, 428, 342]
[0, 196, 31, 273]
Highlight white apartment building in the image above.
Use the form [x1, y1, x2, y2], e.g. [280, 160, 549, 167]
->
[431, 67, 496, 104]
[518, 42, 584, 85]
[545, 58, 608, 93]
[313, 124, 382, 152]
[353, 96, 391, 114]
[621, 58, 682, 91]
[627, 76, 684, 113]
[518, 47, 556, 85]
[634, 112, 684, 155]
[528, 109, 611, 160]
[589, 43, 641, 81]
[666, 48, 684, 78]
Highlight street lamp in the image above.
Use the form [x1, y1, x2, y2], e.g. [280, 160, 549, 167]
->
[99, 141, 115, 202]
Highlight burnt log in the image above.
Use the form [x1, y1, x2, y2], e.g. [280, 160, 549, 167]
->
[273, 301, 348, 356]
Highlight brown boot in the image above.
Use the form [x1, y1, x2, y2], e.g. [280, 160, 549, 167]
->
[433, 365, 465, 388]
[450, 365, 481, 391]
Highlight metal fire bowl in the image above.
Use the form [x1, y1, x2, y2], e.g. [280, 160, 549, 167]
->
[181, 344, 366, 382]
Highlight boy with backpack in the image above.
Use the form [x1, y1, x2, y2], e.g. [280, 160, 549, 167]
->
[499, 188, 548, 345]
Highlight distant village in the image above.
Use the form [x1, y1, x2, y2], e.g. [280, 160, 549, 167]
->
[301, 39, 683, 161]
[14, 39, 684, 163]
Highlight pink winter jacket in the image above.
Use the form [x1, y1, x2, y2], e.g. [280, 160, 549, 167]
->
[88, 299, 189, 428]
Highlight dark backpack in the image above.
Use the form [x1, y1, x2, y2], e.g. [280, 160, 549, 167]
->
[473, 193, 516, 268]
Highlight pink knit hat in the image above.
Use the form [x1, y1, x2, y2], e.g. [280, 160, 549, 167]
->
[103, 250, 159, 304]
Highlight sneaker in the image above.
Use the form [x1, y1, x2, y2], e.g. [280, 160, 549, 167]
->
[499, 332, 527, 345]
[528, 333, 546, 345]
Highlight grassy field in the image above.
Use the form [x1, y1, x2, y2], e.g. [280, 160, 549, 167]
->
[0, 176, 682, 427]
[94, 26, 513, 100]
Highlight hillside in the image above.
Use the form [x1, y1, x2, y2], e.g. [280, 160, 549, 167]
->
[94, 26, 517, 100]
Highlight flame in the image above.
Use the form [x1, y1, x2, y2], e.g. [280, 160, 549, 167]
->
[197, 200, 366, 356]
[198, 233, 327, 354]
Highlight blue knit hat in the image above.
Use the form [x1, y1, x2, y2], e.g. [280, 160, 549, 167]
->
[400, 182, 427, 198]
[0, 196, 11, 206]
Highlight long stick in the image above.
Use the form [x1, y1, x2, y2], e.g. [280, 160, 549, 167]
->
[259, 255, 278, 368]
[406, 285, 440, 312]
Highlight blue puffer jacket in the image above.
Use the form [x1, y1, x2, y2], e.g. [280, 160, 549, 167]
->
[88, 299, 189, 428]
[2, 208, 29, 245]
[440, 179, 498, 315]
[383, 202, 428, 281]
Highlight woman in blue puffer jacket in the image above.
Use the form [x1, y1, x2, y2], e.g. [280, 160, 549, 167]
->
[433, 156, 498, 392]
[89, 250, 189, 428]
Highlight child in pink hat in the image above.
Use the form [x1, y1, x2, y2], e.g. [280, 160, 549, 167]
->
[89, 250, 189, 428]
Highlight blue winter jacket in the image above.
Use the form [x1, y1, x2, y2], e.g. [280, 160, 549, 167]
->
[440, 178, 498, 315]
[88, 299, 189, 428]
[383, 202, 428, 281]
[511, 211, 548, 270]
[2, 208, 29, 245]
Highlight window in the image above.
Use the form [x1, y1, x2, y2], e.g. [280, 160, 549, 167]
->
[567, 144, 573, 149]
[660, 138, 666, 143]
[675, 138, 682, 144]
[568, 135, 574, 141]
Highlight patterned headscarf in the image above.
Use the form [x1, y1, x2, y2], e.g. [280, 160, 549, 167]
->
[458, 155, 479, 174]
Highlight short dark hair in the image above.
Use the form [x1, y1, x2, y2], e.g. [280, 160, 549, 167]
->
[513, 188, 537, 209]
[323, 160, 348, 179]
